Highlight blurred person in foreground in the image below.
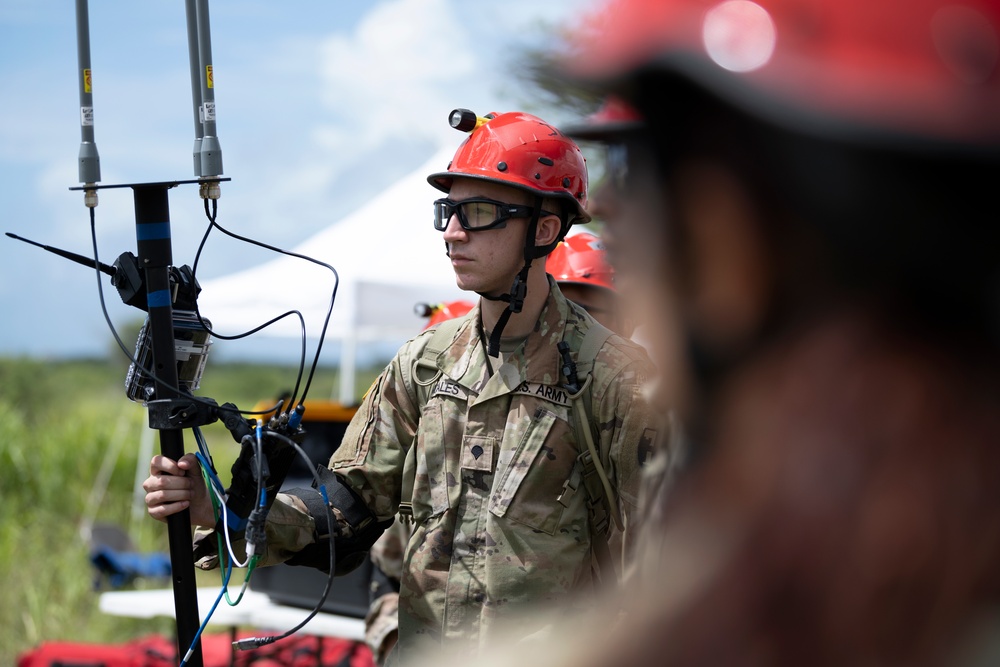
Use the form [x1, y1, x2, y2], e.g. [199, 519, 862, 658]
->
[145, 110, 660, 662]
[563, 96, 661, 374]
[463, 0, 1000, 664]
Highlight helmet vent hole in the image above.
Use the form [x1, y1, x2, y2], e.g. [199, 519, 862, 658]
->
[534, 173, 542, 179]
[538, 157, 555, 166]
[563, 177, 571, 188]
[497, 161, 508, 172]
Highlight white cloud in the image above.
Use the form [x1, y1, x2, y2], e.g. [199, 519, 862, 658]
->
[317, 0, 482, 157]
[311, 0, 582, 162]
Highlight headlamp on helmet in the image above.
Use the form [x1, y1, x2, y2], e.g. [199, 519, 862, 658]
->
[449, 108, 493, 133]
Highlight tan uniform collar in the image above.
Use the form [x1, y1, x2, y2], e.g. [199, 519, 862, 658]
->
[432, 276, 575, 395]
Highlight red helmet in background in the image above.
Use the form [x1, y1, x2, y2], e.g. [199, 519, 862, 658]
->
[546, 231, 615, 293]
[564, 95, 645, 141]
[416, 300, 475, 331]
[428, 110, 591, 225]
[562, 0, 1000, 147]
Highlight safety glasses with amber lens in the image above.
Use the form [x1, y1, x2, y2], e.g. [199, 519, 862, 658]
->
[433, 197, 555, 232]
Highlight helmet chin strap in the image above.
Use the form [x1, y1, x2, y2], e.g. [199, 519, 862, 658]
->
[477, 199, 564, 357]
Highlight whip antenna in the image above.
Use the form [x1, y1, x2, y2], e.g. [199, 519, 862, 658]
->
[74, 0, 101, 208]
[184, 0, 205, 177]
[194, 0, 223, 198]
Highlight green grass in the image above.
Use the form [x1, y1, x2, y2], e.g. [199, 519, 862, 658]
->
[0, 356, 380, 665]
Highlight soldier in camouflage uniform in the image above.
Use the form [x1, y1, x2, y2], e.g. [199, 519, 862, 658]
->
[363, 241, 637, 664]
[144, 109, 658, 661]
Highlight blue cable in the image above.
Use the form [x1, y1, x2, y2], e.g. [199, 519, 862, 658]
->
[193, 427, 225, 495]
[181, 427, 237, 667]
[178, 556, 233, 667]
[194, 450, 225, 495]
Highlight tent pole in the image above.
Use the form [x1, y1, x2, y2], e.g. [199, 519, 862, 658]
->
[339, 332, 357, 404]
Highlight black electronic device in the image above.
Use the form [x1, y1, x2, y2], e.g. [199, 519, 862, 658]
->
[125, 310, 212, 404]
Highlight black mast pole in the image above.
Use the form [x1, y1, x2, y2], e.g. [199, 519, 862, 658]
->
[134, 184, 204, 667]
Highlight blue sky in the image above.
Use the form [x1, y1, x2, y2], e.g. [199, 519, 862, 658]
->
[0, 0, 584, 359]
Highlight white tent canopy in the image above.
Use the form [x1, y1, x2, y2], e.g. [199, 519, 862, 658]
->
[197, 147, 467, 402]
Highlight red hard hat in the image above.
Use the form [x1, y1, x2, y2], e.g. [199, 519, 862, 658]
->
[564, 95, 645, 141]
[546, 231, 615, 292]
[428, 111, 591, 225]
[563, 0, 1000, 147]
[418, 300, 475, 331]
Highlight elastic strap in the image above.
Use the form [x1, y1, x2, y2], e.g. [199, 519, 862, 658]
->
[478, 199, 545, 356]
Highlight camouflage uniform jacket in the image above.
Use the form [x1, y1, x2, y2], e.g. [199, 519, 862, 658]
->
[264, 278, 655, 655]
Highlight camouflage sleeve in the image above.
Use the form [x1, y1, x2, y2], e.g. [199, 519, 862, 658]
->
[365, 592, 399, 666]
[328, 333, 430, 522]
[191, 492, 322, 569]
[364, 520, 410, 664]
